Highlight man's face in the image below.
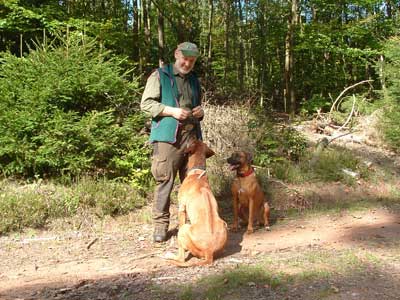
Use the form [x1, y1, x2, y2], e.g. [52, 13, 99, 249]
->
[174, 50, 197, 75]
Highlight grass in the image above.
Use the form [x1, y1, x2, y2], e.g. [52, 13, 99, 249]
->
[0, 177, 147, 235]
[167, 248, 388, 300]
[270, 147, 373, 185]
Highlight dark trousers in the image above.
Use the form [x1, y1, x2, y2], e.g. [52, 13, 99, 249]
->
[151, 130, 195, 229]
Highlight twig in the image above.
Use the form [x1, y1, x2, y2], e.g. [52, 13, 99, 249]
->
[86, 237, 98, 250]
[329, 124, 349, 129]
[130, 251, 162, 261]
[268, 178, 300, 194]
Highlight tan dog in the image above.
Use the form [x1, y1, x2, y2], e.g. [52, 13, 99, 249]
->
[170, 140, 227, 267]
[227, 151, 271, 234]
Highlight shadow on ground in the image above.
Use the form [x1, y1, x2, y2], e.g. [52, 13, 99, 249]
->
[2, 254, 399, 300]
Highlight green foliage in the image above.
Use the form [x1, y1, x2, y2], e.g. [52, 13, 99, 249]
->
[300, 95, 332, 114]
[249, 113, 308, 166]
[72, 177, 146, 217]
[180, 265, 283, 300]
[330, 94, 375, 126]
[110, 115, 152, 191]
[0, 33, 150, 182]
[0, 191, 50, 233]
[380, 105, 400, 151]
[307, 148, 366, 184]
[0, 178, 146, 234]
[379, 37, 400, 151]
[271, 147, 369, 185]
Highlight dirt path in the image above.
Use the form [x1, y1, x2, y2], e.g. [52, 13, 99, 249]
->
[1, 206, 400, 300]
[1, 121, 400, 300]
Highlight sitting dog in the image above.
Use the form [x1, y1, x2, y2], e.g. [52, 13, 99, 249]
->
[227, 151, 271, 234]
[170, 140, 227, 267]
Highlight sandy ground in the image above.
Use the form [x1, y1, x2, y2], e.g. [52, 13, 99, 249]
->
[1, 206, 400, 300]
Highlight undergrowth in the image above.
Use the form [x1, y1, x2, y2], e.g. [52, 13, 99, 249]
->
[0, 177, 147, 235]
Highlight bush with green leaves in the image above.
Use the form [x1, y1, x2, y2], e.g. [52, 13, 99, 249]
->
[379, 37, 400, 151]
[248, 112, 308, 167]
[300, 94, 332, 114]
[0, 34, 151, 185]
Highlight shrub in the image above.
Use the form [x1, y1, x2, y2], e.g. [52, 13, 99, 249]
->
[249, 114, 308, 166]
[378, 37, 400, 151]
[300, 94, 332, 114]
[0, 178, 146, 234]
[0, 34, 151, 181]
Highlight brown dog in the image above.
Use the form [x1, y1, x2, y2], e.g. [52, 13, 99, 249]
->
[227, 151, 271, 234]
[170, 140, 227, 267]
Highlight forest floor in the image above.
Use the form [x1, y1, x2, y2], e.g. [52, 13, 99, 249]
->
[1, 121, 400, 300]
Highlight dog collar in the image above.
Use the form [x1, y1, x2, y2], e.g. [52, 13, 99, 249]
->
[187, 166, 206, 173]
[238, 168, 254, 177]
[187, 167, 207, 179]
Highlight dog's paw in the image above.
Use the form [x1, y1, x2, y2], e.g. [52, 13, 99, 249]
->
[265, 226, 271, 231]
[230, 224, 239, 232]
[246, 228, 254, 234]
[162, 251, 178, 260]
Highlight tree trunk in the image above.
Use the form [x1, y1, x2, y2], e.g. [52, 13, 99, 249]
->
[205, 0, 213, 84]
[284, 0, 298, 114]
[132, 0, 139, 61]
[258, 1, 267, 107]
[157, 6, 165, 67]
[236, 0, 245, 91]
[379, 54, 386, 90]
[385, 0, 392, 18]
[223, 0, 231, 90]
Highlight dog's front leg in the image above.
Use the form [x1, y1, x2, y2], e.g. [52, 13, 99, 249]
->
[176, 210, 188, 263]
[247, 197, 255, 234]
[232, 192, 239, 232]
[178, 210, 186, 228]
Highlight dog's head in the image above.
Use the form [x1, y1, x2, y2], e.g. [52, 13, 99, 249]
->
[227, 151, 253, 171]
[185, 139, 215, 158]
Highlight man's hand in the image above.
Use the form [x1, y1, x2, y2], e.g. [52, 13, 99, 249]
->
[160, 106, 192, 121]
[191, 106, 204, 119]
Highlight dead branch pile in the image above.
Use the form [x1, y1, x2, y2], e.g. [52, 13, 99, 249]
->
[202, 103, 256, 156]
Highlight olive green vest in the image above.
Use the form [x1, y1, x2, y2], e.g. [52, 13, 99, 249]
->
[149, 64, 202, 143]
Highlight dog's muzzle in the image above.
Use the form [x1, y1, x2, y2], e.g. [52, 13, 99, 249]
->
[227, 157, 240, 170]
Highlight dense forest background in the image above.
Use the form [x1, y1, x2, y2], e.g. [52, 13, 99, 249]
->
[1, 0, 400, 181]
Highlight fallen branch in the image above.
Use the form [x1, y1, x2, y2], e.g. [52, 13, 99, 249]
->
[329, 79, 373, 117]
[130, 251, 162, 261]
[327, 132, 352, 145]
[334, 95, 357, 132]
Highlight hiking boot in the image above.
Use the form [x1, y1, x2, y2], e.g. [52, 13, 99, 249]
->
[153, 225, 168, 243]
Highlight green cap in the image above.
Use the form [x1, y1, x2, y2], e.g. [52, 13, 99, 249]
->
[177, 42, 200, 57]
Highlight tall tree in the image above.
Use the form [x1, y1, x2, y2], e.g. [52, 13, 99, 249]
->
[132, 0, 139, 61]
[236, 0, 245, 91]
[205, 0, 214, 83]
[157, 4, 165, 67]
[284, 0, 298, 114]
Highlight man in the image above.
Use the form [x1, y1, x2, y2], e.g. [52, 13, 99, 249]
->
[140, 42, 204, 242]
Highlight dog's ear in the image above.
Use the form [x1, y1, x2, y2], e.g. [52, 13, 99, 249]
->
[246, 152, 253, 163]
[205, 144, 215, 158]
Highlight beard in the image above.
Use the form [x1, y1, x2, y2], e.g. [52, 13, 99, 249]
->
[175, 65, 192, 75]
